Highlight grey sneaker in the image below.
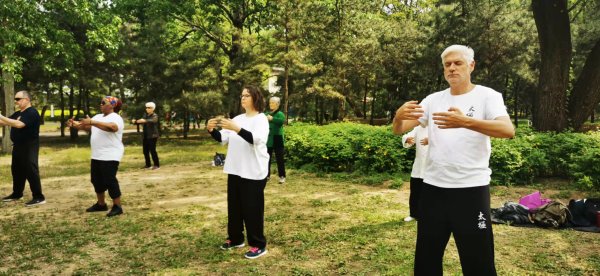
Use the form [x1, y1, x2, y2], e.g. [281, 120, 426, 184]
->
[279, 177, 286, 184]
[25, 198, 46, 207]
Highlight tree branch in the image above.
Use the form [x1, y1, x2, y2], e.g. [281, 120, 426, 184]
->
[170, 13, 232, 56]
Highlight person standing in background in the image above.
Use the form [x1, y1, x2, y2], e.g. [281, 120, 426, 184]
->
[401, 125, 428, 222]
[132, 102, 160, 170]
[265, 97, 286, 184]
[0, 90, 46, 206]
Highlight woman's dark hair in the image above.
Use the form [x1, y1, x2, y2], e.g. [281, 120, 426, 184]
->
[243, 85, 265, 112]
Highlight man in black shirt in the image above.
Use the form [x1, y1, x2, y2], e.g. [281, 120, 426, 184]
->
[0, 90, 46, 206]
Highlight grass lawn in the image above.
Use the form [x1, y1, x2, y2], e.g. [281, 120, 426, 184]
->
[0, 132, 598, 275]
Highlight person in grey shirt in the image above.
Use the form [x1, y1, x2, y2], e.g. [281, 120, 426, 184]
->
[132, 102, 160, 170]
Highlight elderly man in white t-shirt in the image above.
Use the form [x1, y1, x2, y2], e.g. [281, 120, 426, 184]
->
[68, 96, 125, 217]
[393, 45, 515, 276]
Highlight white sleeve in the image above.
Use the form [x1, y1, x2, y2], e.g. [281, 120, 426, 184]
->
[220, 129, 232, 145]
[251, 115, 269, 146]
[485, 91, 509, 120]
[401, 127, 417, 148]
[417, 95, 431, 127]
[116, 116, 124, 131]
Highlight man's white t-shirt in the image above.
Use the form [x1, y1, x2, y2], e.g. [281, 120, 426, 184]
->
[90, 112, 125, 162]
[402, 125, 429, 179]
[417, 85, 509, 188]
[220, 113, 269, 180]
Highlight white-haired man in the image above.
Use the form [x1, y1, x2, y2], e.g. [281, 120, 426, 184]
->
[393, 45, 514, 275]
[132, 102, 160, 170]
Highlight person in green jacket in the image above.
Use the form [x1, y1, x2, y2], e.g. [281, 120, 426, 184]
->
[265, 97, 286, 184]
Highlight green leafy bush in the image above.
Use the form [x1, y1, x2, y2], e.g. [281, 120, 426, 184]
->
[286, 122, 600, 188]
[286, 122, 413, 173]
[568, 133, 600, 190]
[490, 132, 549, 185]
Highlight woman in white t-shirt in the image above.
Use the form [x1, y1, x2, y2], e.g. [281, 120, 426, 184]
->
[207, 85, 270, 259]
[68, 96, 125, 217]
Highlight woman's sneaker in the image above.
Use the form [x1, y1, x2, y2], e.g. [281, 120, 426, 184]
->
[25, 198, 46, 207]
[86, 203, 109, 212]
[220, 240, 245, 250]
[2, 194, 22, 202]
[244, 247, 267, 259]
[106, 205, 124, 217]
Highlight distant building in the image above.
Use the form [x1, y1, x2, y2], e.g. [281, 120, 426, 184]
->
[266, 67, 284, 94]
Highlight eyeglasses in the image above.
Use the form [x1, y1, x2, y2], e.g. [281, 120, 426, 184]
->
[100, 101, 107, 106]
[240, 94, 251, 99]
[145, 107, 152, 109]
[14, 98, 23, 101]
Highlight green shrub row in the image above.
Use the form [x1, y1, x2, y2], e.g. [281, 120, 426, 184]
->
[490, 128, 600, 189]
[286, 123, 600, 189]
[285, 122, 414, 173]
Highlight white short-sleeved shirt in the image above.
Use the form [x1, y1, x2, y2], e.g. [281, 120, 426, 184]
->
[402, 125, 429, 178]
[417, 85, 509, 188]
[220, 113, 270, 180]
[90, 112, 125, 162]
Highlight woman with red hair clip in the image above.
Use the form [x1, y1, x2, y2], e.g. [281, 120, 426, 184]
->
[68, 96, 125, 217]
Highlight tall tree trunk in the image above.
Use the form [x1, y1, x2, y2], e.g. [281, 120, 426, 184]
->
[84, 88, 90, 116]
[59, 80, 65, 137]
[513, 78, 520, 127]
[369, 90, 375, 125]
[568, 38, 600, 130]
[284, 15, 290, 125]
[118, 73, 126, 101]
[531, 0, 571, 131]
[363, 77, 368, 120]
[2, 62, 15, 153]
[69, 84, 78, 140]
[77, 82, 83, 118]
[183, 109, 189, 139]
[314, 96, 320, 124]
[40, 82, 51, 125]
[284, 63, 290, 125]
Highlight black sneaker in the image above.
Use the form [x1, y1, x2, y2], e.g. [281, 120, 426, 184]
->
[244, 247, 267, 259]
[25, 198, 46, 207]
[107, 205, 123, 217]
[2, 194, 22, 202]
[220, 240, 245, 250]
[86, 203, 108, 212]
